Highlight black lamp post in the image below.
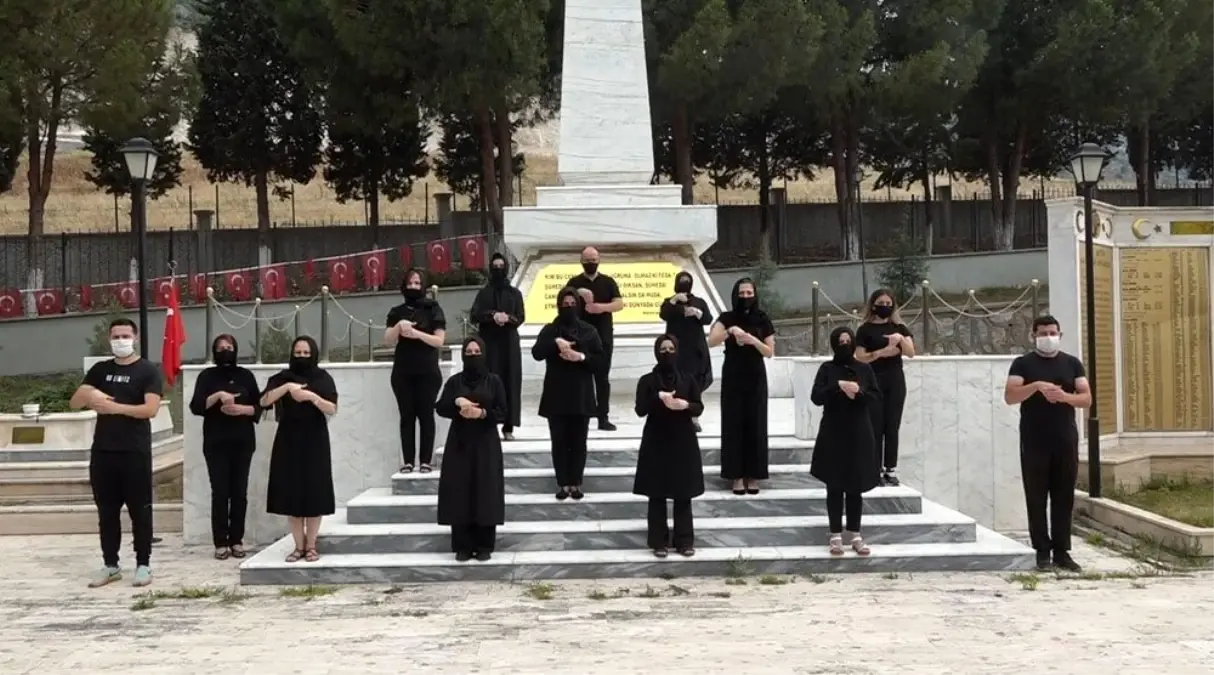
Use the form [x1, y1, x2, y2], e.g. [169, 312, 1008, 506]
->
[852, 165, 869, 300]
[1069, 141, 1107, 499]
[121, 137, 160, 358]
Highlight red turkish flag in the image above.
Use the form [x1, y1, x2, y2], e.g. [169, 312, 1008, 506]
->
[112, 282, 140, 309]
[161, 283, 187, 386]
[0, 288, 22, 319]
[360, 250, 387, 290]
[260, 265, 287, 300]
[153, 277, 178, 308]
[427, 240, 451, 274]
[303, 258, 316, 281]
[78, 284, 94, 311]
[33, 289, 64, 316]
[189, 273, 209, 304]
[327, 257, 355, 293]
[460, 236, 487, 270]
[398, 245, 413, 269]
[225, 270, 252, 301]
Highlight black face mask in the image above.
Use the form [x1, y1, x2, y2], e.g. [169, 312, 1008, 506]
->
[674, 277, 693, 294]
[873, 305, 893, 319]
[733, 295, 756, 312]
[214, 350, 237, 367]
[463, 354, 486, 377]
[558, 304, 578, 322]
[657, 351, 677, 368]
[582, 262, 598, 276]
[289, 356, 315, 376]
[832, 342, 855, 361]
[490, 267, 508, 285]
[403, 287, 425, 304]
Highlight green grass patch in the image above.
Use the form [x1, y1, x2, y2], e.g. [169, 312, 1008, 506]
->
[523, 582, 555, 600]
[1110, 477, 1214, 528]
[278, 585, 339, 599]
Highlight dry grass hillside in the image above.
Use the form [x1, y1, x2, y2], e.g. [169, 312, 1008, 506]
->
[0, 149, 1080, 236]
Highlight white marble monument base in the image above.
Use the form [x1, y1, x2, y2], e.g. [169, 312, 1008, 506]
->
[182, 362, 455, 546]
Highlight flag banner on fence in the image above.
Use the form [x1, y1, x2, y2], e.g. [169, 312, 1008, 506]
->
[225, 270, 252, 301]
[189, 273, 209, 304]
[33, 289, 64, 316]
[327, 257, 356, 293]
[427, 240, 451, 274]
[153, 277, 178, 308]
[460, 236, 486, 270]
[0, 289, 23, 319]
[303, 258, 316, 281]
[78, 284, 94, 311]
[260, 265, 288, 300]
[361, 250, 387, 289]
[113, 282, 140, 309]
[399, 245, 414, 270]
[162, 284, 187, 386]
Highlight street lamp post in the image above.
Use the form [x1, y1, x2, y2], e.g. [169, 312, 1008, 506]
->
[121, 138, 160, 358]
[1069, 141, 1107, 499]
[852, 166, 869, 300]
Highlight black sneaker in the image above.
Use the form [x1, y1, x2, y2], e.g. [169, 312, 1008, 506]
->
[1035, 551, 1052, 570]
[598, 419, 617, 431]
[1053, 552, 1082, 573]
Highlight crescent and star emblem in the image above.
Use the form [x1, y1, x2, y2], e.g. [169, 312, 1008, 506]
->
[1130, 218, 1152, 240]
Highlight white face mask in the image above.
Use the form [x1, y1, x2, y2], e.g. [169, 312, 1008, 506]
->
[1035, 335, 1061, 354]
[110, 338, 136, 358]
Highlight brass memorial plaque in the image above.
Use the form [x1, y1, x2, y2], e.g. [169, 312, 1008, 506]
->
[1078, 244, 1118, 436]
[10, 427, 46, 445]
[1119, 247, 1214, 431]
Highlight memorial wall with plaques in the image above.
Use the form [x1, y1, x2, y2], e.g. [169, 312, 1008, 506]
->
[1078, 245, 1118, 436]
[1118, 247, 1214, 432]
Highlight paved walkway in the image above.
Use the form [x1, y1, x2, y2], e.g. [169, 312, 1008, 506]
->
[1, 535, 1211, 674]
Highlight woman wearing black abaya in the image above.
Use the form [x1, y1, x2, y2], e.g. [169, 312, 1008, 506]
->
[532, 287, 602, 500]
[810, 327, 881, 557]
[435, 337, 507, 561]
[708, 278, 776, 495]
[659, 271, 713, 431]
[469, 253, 525, 440]
[384, 269, 447, 473]
[261, 336, 338, 563]
[634, 334, 705, 558]
[855, 288, 915, 486]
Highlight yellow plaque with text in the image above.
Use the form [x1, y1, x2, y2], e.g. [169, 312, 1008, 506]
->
[523, 261, 685, 325]
[1119, 247, 1213, 431]
[1169, 221, 1214, 236]
[1078, 244, 1118, 435]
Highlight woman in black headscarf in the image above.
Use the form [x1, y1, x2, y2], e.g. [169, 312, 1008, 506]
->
[383, 268, 447, 473]
[708, 277, 776, 495]
[435, 336, 508, 561]
[810, 327, 881, 557]
[633, 334, 705, 558]
[189, 334, 262, 560]
[659, 271, 713, 431]
[469, 253, 525, 440]
[531, 286, 603, 500]
[260, 336, 338, 563]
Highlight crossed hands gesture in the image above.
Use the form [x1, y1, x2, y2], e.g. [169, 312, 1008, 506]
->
[455, 396, 484, 419]
[658, 390, 689, 411]
[1036, 381, 1068, 403]
[838, 380, 860, 399]
[727, 325, 757, 346]
[555, 337, 583, 362]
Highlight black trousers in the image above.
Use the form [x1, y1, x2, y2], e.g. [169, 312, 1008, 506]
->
[391, 369, 443, 466]
[594, 335, 614, 419]
[1020, 433, 1079, 553]
[826, 487, 863, 533]
[451, 524, 497, 554]
[647, 497, 694, 549]
[202, 439, 255, 547]
[90, 450, 153, 568]
[872, 370, 907, 469]
[548, 416, 590, 486]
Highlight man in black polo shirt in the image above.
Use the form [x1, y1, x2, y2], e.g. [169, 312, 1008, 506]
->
[566, 246, 625, 431]
[70, 318, 164, 588]
[1004, 315, 1091, 572]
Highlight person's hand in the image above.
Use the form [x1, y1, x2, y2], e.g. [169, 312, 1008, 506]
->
[669, 397, 690, 410]
[658, 390, 674, 403]
[839, 380, 860, 399]
[400, 325, 420, 339]
[493, 311, 509, 325]
[92, 395, 119, 414]
[576, 288, 594, 302]
[217, 391, 236, 405]
[739, 331, 759, 346]
[673, 292, 688, 303]
[454, 396, 473, 409]
[585, 303, 603, 315]
[459, 405, 483, 419]
[1043, 386, 1069, 403]
[221, 403, 251, 416]
[1035, 381, 1059, 395]
[683, 306, 701, 318]
[289, 385, 312, 402]
[559, 349, 583, 362]
[396, 319, 414, 332]
[887, 333, 903, 345]
[555, 337, 572, 352]
[727, 325, 745, 339]
[283, 382, 304, 393]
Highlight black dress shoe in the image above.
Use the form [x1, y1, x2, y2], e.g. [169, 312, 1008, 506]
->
[555, 489, 570, 500]
[474, 551, 492, 561]
[598, 419, 617, 431]
[1053, 552, 1082, 573]
[1035, 551, 1052, 570]
[569, 488, 585, 500]
[455, 551, 472, 562]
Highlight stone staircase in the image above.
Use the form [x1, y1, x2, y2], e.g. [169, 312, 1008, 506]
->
[240, 400, 1033, 584]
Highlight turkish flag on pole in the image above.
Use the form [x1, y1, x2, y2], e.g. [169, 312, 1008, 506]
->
[260, 265, 287, 300]
[460, 236, 487, 270]
[153, 277, 177, 308]
[427, 240, 451, 274]
[162, 284, 187, 386]
[360, 250, 387, 290]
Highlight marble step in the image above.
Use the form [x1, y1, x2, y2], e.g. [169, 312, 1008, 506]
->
[316, 503, 977, 554]
[434, 435, 815, 470]
[392, 464, 824, 495]
[0, 433, 181, 466]
[240, 527, 1035, 584]
[345, 486, 923, 525]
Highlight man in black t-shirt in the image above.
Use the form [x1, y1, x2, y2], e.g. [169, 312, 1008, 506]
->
[566, 246, 625, 431]
[70, 318, 164, 588]
[1004, 315, 1091, 572]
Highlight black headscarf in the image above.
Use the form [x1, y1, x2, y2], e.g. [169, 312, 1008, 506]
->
[211, 333, 238, 367]
[673, 271, 694, 299]
[286, 336, 322, 381]
[730, 277, 766, 325]
[488, 253, 510, 287]
[554, 286, 584, 338]
[400, 268, 431, 307]
[461, 335, 488, 386]
[652, 333, 681, 390]
[830, 326, 856, 364]
[264, 335, 336, 418]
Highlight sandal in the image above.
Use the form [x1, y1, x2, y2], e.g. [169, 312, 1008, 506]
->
[304, 548, 320, 563]
[401, 464, 414, 474]
[419, 464, 433, 474]
[678, 547, 695, 557]
[502, 431, 515, 441]
[829, 535, 844, 557]
[285, 549, 304, 563]
[850, 535, 871, 557]
[653, 547, 669, 558]
[230, 545, 247, 559]
[214, 547, 231, 561]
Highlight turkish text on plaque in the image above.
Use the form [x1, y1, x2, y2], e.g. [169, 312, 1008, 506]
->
[1119, 247, 1213, 432]
[1078, 245, 1118, 435]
